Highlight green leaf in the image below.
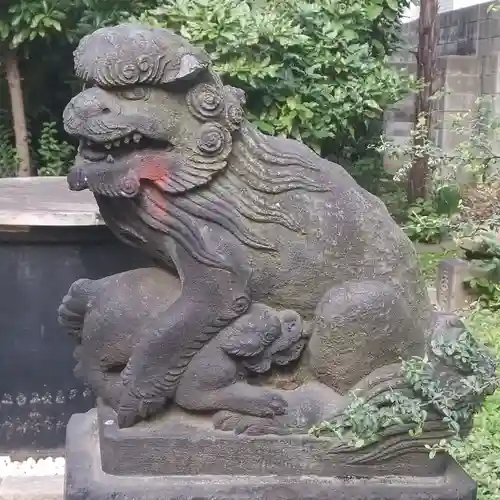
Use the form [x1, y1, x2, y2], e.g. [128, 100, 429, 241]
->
[341, 29, 357, 42]
[11, 31, 27, 47]
[0, 22, 10, 40]
[30, 14, 46, 29]
[385, 0, 400, 11]
[434, 184, 462, 216]
[43, 18, 62, 31]
[263, 95, 273, 107]
[286, 96, 298, 110]
[383, 8, 398, 20]
[11, 14, 24, 27]
[179, 25, 191, 39]
[366, 4, 383, 20]
[365, 100, 382, 110]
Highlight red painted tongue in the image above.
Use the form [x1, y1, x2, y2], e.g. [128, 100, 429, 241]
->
[137, 155, 171, 183]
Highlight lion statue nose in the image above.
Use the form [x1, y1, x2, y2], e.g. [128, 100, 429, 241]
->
[63, 87, 114, 135]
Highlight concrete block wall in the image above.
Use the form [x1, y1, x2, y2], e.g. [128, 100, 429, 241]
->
[385, 0, 500, 173]
[383, 59, 416, 172]
[435, 56, 481, 152]
[438, 6, 479, 56]
[479, 53, 500, 168]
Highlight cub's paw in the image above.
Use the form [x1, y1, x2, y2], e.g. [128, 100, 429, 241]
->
[212, 411, 285, 435]
[252, 391, 288, 417]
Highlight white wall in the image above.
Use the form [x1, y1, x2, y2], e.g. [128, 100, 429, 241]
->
[402, 0, 489, 22]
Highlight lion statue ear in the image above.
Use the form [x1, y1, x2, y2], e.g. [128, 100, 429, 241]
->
[175, 53, 209, 81]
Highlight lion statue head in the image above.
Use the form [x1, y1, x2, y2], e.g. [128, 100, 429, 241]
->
[63, 23, 325, 270]
[64, 23, 247, 196]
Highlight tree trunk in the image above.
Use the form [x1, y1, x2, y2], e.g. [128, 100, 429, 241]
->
[5, 50, 31, 177]
[407, 0, 439, 202]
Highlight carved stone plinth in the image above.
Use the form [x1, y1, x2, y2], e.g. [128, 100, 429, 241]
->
[65, 407, 476, 500]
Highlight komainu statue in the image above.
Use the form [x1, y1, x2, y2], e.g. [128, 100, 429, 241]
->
[59, 23, 497, 500]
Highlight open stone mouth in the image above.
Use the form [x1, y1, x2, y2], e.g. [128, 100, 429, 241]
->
[78, 132, 173, 163]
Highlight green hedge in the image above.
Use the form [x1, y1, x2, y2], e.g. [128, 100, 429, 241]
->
[136, 0, 414, 158]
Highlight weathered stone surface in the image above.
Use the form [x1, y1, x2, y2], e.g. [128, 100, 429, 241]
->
[436, 258, 489, 312]
[97, 401, 448, 478]
[436, 259, 471, 312]
[58, 22, 497, 500]
[308, 280, 425, 393]
[60, 23, 436, 431]
[65, 410, 477, 500]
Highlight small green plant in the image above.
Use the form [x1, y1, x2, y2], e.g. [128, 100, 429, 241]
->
[405, 249, 500, 500]
[310, 328, 498, 453]
[434, 184, 462, 216]
[310, 389, 428, 449]
[37, 121, 75, 176]
[403, 198, 453, 243]
[377, 110, 444, 186]
[344, 155, 396, 196]
[406, 331, 497, 431]
[0, 118, 19, 177]
[466, 275, 500, 310]
[376, 96, 500, 228]
[379, 97, 500, 189]
[450, 99, 500, 184]
[458, 229, 500, 309]
[418, 247, 458, 284]
[452, 310, 500, 500]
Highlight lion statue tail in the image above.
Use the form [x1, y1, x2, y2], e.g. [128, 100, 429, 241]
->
[57, 278, 94, 341]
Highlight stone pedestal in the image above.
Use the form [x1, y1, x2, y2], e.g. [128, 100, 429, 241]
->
[65, 407, 477, 500]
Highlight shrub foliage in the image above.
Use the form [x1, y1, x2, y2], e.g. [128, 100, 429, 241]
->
[136, 0, 414, 156]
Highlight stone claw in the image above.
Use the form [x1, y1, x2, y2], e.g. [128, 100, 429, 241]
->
[258, 392, 288, 417]
[117, 389, 165, 428]
[212, 411, 284, 435]
[236, 421, 284, 436]
[234, 417, 279, 435]
[213, 411, 241, 431]
[116, 392, 141, 429]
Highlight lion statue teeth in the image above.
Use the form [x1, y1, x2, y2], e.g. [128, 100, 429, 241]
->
[61, 23, 447, 431]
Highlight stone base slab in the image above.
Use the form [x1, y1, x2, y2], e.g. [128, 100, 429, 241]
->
[96, 401, 448, 478]
[65, 409, 477, 500]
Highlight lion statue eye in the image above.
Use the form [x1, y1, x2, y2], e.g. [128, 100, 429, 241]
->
[119, 87, 150, 101]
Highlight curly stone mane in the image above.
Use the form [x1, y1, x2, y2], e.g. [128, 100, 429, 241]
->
[131, 123, 328, 271]
[66, 23, 330, 271]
